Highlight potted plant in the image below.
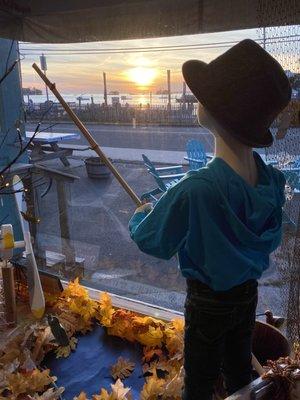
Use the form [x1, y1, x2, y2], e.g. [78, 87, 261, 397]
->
[84, 157, 112, 179]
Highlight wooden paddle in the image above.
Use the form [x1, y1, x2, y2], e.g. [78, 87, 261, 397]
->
[32, 63, 142, 207]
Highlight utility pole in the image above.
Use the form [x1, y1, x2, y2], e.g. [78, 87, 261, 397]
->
[167, 69, 171, 110]
[103, 72, 108, 106]
[40, 54, 49, 103]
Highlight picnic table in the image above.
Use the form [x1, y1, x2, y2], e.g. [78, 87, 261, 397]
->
[26, 131, 80, 166]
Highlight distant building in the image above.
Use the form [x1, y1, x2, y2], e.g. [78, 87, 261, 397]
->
[22, 87, 42, 95]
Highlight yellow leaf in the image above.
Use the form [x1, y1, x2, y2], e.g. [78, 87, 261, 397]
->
[111, 357, 135, 380]
[63, 278, 89, 299]
[74, 391, 88, 400]
[99, 292, 112, 308]
[98, 305, 114, 328]
[171, 319, 184, 332]
[138, 326, 164, 347]
[92, 388, 110, 400]
[107, 320, 135, 342]
[140, 374, 164, 400]
[164, 326, 183, 359]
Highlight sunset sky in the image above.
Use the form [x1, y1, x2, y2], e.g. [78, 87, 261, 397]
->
[19, 27, 293, 95]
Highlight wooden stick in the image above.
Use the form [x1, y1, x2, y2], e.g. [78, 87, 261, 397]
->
[32, 63, 142, 206]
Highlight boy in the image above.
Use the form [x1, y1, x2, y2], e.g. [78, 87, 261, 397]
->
[128, 39, 291, 399]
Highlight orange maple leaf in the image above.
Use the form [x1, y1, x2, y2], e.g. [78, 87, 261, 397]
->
[111, 357, 135, 380]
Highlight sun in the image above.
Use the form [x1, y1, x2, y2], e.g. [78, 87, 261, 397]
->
[127, 67, 157, 87]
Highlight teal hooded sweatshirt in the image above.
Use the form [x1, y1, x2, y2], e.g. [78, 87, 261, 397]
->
[129, 151, 286, 291]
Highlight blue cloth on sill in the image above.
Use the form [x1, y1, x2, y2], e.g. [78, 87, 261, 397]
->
[44, 325, 144, 400]
[129, 151, 286, 291]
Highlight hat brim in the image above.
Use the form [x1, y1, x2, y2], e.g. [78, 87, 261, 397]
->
[182, 60, 273, 148]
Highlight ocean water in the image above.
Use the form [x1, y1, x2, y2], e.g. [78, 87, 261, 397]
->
[23, 92, 188, 106]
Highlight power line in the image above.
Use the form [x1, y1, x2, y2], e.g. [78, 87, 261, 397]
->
[21, 41, 300, 56]
[20, 35, 300, 55]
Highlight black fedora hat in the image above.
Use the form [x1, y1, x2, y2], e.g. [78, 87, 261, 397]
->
[182, 39, 292, 148]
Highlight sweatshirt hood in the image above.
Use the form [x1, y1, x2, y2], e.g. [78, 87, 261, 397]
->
[205, 151, 286, 253]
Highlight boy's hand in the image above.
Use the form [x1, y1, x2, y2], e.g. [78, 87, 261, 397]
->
[134, 202, 153, 214]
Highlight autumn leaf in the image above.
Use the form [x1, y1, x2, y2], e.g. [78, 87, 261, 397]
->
[110, 379, 131, 399]
[133, 316, 164, 327]
[142, 347, 163, 363]
[138, 326, 164, 347]
[92, 388, 110, 400]
[7, 369, 54, 396]
[69, 298, 97, 322]
[164, 325, 184, 359]
[99, 306, 115, 327]
[142, 358, 171, 379]
[108, 319, 135, 342]
[62, 278, 89, 299]
[170, 319, 184, 332]
[73, 392, 88, 400]
[6, 371, 28, 396]
[111, 357, 135, 380]
[30, 369, 56, 392]
[163, 367, 184, 399]
[33, 386, 65, 400]
[55, 337, 77, 358]
[140, 373, 164, 400]
[99, 292, 112, 308]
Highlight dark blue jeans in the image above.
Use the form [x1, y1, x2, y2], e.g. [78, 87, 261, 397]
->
[183, 278, 258, 400]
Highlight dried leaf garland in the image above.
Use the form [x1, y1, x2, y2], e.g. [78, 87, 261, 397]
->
[138, 326, 164, 347]
[0, 279, 195, 400]
[62, 278, 89, 299]
[110, 357, 135, 380]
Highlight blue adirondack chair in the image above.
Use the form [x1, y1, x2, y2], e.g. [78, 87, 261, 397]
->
[141, 154, 185, 202]
[142, 154, 184, 175]
[184, 139, 213, 170]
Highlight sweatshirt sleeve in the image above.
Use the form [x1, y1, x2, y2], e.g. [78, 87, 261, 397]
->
[128, 183, 189, 260]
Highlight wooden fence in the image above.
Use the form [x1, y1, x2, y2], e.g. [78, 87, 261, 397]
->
[25, 102, 198, 126]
